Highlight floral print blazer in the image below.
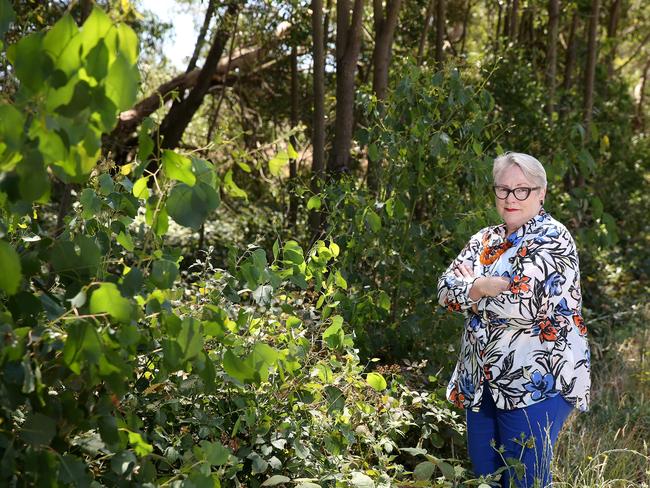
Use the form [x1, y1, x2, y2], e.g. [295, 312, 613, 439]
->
[437, 210, 591, 412]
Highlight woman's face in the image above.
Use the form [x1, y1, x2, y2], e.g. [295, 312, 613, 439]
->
[494, 164, 546, 234]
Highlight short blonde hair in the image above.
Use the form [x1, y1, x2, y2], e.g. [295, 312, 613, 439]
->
[493, 152, 547, 188]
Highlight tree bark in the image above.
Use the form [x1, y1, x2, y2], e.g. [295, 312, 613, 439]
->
[435, 0, 446, 67]
[372, 0, 402, 101]
[158, 3, 241, 150]
[288, 45, 299, 228]
[186, 0, 218, 74]
[417, 0, 436, 66]
[562, 12, 579, 92]
[368, 0, 402, 191]
[328, 0, 365, 174]
[605, 0, 622, 79]
[545, 0, 559, 119]
[460, 0, 473, 56]
[583, 0, 600, 145]
[310, 0, 326, 236]
[508, 0, 519, 40]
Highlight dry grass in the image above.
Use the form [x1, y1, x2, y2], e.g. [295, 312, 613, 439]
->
[553, 315, 650, 488]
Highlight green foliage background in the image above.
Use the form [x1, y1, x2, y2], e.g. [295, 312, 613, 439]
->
[0, 1, 649, 487]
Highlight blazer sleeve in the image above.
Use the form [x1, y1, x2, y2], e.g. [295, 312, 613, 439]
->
[476, 226, 581, 324]
[437, 230, 485, 313]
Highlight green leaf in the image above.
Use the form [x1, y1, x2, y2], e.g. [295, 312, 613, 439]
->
[262, 475, 291, 486]
[85, 39, 109, 81]
[145, 201, 169, 236]
[283, 240, 304, 265]
[62, 321, 103, 374]
[322, 316, 344, 349]
[116, 231, 134, 252]
[366, 372, 387, 391]
[80, 188, 102, 219]
[223, 169, 247, 199]
[116, 23, 139, 65]
[90, 283, 133, 323]
[59, 454, 92, 486]
[287, 142, 299, 159]
[50, 235, 101, 283]
[413, 461, 435, 481]
[167, 182, 220, 230]
[368, 143, 379, 162]
[20, 412, 56, 446]
[223, 349, 256, 383]
[126, 430, 153, 457]
[162, 150, 196, 186]
[365, 209, 381, 232]
[0, 104, 24, 154]
[150, 259, 178, 289]
[307, 196, 321, 210]
[268, 150, 289, 176]
[200, 440, 230, 466]
[132, 176, 149, 199]
[43, 14, 79, 65]
[80, 7, 113, 55]
[105, 53, 138, 111]
[177, 318, 203, 362]
[7, 32, 48, 93]
[0, 240, 22, 295]
[0, 0, 16, 40]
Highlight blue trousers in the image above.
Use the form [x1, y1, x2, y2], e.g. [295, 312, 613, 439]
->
[466, 387, 573, 487]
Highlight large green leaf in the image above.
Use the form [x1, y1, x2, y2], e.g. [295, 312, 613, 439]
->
[42, 14, 79, 66]
[116, 23, 139, 65]
[104, 53, 138, 111]
[150, 259, 178, 289]
[177, 318, 203, 362]
[51, 235, 101, 284]
[20, 412, 56, 446]
[6, 32, 49, 93]
[166, 182, 220, 230]
[90, 283, 134, 323]
[79, 7, 113, 56]
[162, 150, 196, 186]
[0, 240, 22, 295]
[63, 321, 102, 374]
[0, 0, 16, 40]
[85, 39, 109, 81]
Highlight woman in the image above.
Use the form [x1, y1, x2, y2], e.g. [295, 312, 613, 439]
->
[437, 152, 590, 487]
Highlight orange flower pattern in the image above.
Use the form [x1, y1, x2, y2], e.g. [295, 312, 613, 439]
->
[437, 210, 591, 412]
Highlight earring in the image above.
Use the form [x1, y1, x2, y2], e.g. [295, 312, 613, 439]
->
[540, 200, 544, 205]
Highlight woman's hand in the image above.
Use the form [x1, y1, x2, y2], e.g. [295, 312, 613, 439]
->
[470, 276, 510, 300]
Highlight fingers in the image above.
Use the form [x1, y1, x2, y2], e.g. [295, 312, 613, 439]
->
[453, 264, 474, 280]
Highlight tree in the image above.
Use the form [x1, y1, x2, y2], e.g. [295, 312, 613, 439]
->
[158, 2, 241, 150]
[310, 0, 326, 236]
[328, 0, 365, 174]
[545, 0, 559, 119]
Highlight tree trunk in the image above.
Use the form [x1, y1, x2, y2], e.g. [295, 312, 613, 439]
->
[435, 0, 446, 67]
[288, 45, 299, 228]
[328, 0, 365, 174]
[583, 0, 600, 145]
[371, 0, 401, 101]
[460, 0, 473, 55]
[158, 3, 241, 150]
[605, 0, 622, 79]
[310, 0, 326, 236]
[562, 12, 579, 92]
[545, 0, 559, 119]
[509, 0, 519, 40]
[368, 0, 402, 191]
[417, 0, 436, 66]
[186, 0, 218, 74]
[634, 60, 650, 132]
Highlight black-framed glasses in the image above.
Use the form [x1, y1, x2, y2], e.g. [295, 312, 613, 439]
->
[493, 185, 541, 201]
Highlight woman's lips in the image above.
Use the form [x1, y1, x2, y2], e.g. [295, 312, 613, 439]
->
[504, 208, 519, 212]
